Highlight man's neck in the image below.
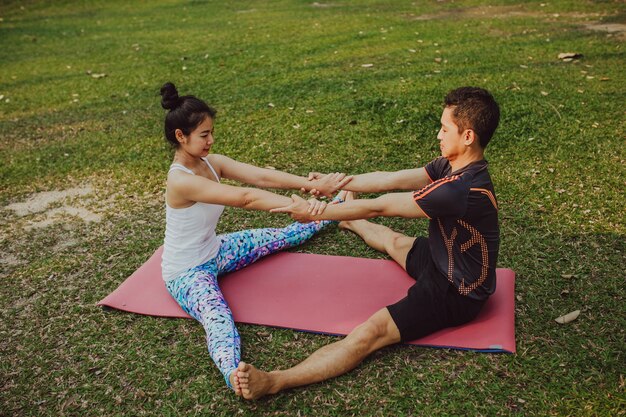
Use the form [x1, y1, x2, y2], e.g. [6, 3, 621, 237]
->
[449, 149, 484, 172]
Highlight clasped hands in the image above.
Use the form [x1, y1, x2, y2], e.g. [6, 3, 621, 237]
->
[272, 172, 347, 222]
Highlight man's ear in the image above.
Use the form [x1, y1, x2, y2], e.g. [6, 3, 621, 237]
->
[175, 129, 186, 144]
[463, 129, 477, 146]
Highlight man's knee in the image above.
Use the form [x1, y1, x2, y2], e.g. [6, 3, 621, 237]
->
[383, 234, 415, 268]
[384, 233, 412, 252]
[346, 309, 401, 354]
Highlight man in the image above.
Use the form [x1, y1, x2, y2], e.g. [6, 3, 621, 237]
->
[235, 86, 500, 400]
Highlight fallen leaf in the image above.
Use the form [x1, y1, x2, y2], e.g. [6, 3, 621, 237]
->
[561, 274, 575, 279]
[268, 103, 275, 108]
[600, 77, 610, 81]
[541, 91, 549, 96]
[558, 52, 583, 60]
[555, 310, 580, 324]
[560, 289, 570, 296]
[434, 57, 442, 63]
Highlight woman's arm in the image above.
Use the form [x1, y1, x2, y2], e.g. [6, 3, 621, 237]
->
[210, 154, 352, 197]
[168, 170, 293, 212]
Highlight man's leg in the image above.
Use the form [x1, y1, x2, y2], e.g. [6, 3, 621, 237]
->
[338, 192, 416, 270]
[237, 307, 401, 400]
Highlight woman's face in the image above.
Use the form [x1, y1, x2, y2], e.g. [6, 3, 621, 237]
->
[176, 116, 214, 157]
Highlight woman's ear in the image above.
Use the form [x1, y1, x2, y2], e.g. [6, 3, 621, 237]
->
[175, 129, 186, 144]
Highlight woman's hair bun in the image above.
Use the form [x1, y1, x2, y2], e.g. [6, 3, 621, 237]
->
[160, 82, 180, 110]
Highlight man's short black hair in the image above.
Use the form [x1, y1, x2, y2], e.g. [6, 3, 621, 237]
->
[444, 87, 500, 149]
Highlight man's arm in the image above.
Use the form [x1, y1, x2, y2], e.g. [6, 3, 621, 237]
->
[308, 168, 431, 193]
[271, 192, 427, 222]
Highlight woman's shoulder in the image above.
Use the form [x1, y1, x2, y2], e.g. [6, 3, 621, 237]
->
[206, 153, 229, 166]
[206, 153, 234, 176]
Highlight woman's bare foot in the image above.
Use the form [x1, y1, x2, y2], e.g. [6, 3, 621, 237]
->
[236, 362, 277, 400]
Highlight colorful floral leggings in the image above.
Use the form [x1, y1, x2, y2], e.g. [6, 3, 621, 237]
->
[165, 220, 333, 388]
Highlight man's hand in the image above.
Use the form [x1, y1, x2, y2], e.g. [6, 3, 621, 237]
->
[306, 197, 327, 216]
[270, 195, 315, 223]
[300, 172, 353, 198]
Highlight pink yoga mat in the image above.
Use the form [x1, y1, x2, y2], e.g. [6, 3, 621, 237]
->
[98, 247, 516, 353]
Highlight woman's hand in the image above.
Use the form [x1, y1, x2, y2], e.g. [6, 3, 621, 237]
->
[301, 172, 353, 197]
[270, 195, 314, 223]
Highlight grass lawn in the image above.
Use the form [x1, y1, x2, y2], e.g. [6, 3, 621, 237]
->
[1, 0, 624, 415]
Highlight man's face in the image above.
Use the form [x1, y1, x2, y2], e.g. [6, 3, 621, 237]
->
[437, 106, 465, 160]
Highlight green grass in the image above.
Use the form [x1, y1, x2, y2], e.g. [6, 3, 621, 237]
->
[1, 0, 624, 415]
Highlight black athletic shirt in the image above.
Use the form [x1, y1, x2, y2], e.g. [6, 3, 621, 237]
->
[413, 157, 499, 301]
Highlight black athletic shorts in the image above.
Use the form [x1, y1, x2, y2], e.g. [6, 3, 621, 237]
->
[386, 237, 486, 342]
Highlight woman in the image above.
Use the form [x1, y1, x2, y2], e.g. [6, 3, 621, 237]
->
[159, 82, 349, 394]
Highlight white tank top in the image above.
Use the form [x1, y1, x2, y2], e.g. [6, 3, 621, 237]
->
[161, 157, 225, 281]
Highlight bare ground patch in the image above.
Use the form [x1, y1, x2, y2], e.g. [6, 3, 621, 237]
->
[0, 119, 107, 150]
[5, 186, 94, 216]
[404, 5, 610, 22]
[0, 174, 164, 267]
[583, 22, 626, 39]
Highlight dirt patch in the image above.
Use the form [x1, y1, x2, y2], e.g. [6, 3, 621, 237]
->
[0, 120, 106, 150]
[0, 253, 23, 266]
[584, 22, 626, 34]
[311, 2, 334, 8]
[3, 185, 103, 232]
[5, 186, 94, 216]
[24, 206, 102, 231]
[406, 5, 536, 21]
[405, 5, 609, 22]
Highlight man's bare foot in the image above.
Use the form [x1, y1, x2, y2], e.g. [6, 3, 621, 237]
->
[339, 192, 358, 231]
[236, 362, 277, 400]
[230, 363, 246, 396]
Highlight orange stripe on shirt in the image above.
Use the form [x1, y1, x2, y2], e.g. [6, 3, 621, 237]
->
[413, 175, 460, 202]
[470, 188, 498, 210]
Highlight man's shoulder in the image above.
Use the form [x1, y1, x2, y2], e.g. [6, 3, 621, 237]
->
[425, 157, 451, 180]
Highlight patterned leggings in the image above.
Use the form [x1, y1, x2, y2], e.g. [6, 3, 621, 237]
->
[165, 220, 333, 388]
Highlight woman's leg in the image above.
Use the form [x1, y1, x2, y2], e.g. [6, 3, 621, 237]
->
[216, 220, 334, 275]
[165, 262, 240, 389]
